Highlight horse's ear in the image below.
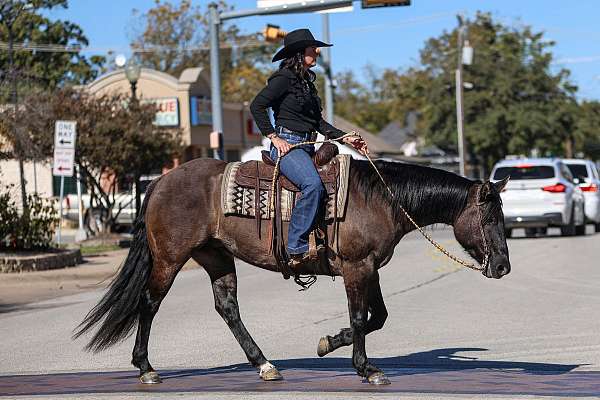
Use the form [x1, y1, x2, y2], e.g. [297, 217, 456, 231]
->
[493, 176, 510, 193]
[478, 181, 494, 204]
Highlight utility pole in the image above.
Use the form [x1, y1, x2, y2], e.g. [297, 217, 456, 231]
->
[321, 14, 334, 123]
[455, 14, 467, 177]
[208, 0, 352, 160]
[209, 2, 224, 160]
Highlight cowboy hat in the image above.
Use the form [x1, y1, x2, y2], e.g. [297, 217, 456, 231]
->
[272, 28, 332, 62]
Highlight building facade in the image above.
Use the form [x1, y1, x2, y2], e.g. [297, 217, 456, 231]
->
[0, 67, 264, 203]
[86, 67, 263, 163]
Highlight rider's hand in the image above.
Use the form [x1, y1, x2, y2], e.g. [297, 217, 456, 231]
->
[271, 136, 292, 156]
[343, 136, 369, 156]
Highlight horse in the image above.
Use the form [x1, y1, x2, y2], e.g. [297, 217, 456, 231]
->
[74, 157, 511, 385]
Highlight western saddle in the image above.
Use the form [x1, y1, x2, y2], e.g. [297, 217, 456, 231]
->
[233, 142, 341, 284]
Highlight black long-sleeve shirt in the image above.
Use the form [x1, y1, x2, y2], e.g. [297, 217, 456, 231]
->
[250, 68, 345, 139]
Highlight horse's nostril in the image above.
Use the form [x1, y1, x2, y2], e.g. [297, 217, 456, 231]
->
[496, 264, 510, 276]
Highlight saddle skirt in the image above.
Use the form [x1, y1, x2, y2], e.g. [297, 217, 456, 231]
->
[221, 154, 351, 222]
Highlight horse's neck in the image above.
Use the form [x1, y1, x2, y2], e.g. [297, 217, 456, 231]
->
[395, 181, 470, 231]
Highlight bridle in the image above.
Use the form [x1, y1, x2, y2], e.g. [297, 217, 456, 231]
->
[475, 185, 492, 274]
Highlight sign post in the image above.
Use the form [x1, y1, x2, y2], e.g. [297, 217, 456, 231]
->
[53, 121, 77, 246]
[75, 164, 87, 242]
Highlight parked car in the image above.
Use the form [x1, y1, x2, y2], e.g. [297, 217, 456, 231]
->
[490, 158, 585, 238]
[563, 158, 600, 232]
[61, 174, 160, 234]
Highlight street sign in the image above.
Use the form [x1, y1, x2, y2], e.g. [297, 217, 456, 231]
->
[257, 0, 352, 13]
[53, 120, 78, 245]
[361, 0, 410, 9]
[53, 120, 77, 177]
[53, 147, 75, 177]
[54, 120, 77, 150]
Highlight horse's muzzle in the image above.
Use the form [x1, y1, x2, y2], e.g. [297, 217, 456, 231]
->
[484, 256, 510, 279]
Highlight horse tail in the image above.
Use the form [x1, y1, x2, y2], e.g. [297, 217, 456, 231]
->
[73, 178, 159, 352]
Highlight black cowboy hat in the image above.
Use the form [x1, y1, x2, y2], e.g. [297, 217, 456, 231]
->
[272, 28, 332, 62]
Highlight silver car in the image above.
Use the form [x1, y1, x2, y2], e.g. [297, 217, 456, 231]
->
[563, 158, 600, 232]
[490, 158, 586, 238]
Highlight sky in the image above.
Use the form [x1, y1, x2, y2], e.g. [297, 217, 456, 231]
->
[47, 0, 600, 100]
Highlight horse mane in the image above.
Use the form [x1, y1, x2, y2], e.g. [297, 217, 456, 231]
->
[350, 159, 476, 225]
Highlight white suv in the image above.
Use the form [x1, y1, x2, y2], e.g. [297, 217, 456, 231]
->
[563, 159, 600, 233]
[490, 158, 586, 238]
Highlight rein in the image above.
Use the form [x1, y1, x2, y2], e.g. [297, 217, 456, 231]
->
[269, 133, 487, 273]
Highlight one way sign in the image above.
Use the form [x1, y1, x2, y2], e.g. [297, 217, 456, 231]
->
[54, 120, 77, 150]
[53, 121, 77, 177]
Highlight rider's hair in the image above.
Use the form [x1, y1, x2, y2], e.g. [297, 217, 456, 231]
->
[279, 50, 316, 87]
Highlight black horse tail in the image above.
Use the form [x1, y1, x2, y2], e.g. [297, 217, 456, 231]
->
[73, 178, 159, 352]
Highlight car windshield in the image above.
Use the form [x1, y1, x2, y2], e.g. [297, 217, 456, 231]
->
[565, 164, 588, 180]
[493, 165, 555, 180]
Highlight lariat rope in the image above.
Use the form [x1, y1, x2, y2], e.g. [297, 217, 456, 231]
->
[269, 132, 485, 272]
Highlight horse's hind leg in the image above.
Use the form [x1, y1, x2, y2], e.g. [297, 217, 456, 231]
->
[317, 271, 388, 357]
[132, 257, 187, 384]
[192, 245, 283, 381]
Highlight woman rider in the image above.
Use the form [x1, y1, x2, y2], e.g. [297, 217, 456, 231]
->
[250, 28, 368, 268]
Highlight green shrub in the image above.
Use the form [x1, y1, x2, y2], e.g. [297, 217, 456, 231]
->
[0, 185, 59, 250]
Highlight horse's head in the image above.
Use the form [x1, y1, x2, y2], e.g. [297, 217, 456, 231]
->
[453, 177, 511, 279]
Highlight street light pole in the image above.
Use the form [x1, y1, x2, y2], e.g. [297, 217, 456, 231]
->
[455, 14, 467, 177]
[124, 58, 142, 219]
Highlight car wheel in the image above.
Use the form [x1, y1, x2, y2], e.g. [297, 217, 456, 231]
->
[504, 228, 513, 239]
[575, 205, 586, 236]
[525, 228, 537, 238]
[596, 223, 600, 233]
[560, 208, 576, 237]
[537, 227, 548, 236]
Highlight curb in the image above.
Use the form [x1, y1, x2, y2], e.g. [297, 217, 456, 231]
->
[0, 249, 83, 273]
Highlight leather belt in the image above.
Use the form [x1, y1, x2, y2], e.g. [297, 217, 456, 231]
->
[277, 126, 316, 141]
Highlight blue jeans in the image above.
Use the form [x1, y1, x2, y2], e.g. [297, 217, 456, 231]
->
[270, 130, 324, 255]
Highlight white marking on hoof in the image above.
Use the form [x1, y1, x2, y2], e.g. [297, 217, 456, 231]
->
[139, 371, 161, 384]
[259, 362, 283, 381]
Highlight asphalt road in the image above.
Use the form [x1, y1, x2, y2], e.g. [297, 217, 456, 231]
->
[1, 226, 600, 399]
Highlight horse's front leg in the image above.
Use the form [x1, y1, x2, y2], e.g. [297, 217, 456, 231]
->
[343, 263, 390, 385]
[317, 271, 387, 357]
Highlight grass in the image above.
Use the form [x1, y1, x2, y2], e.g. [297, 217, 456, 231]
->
[80, 244, 122, 256]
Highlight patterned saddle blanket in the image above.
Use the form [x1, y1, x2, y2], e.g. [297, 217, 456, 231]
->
[221, 154, 351, 222]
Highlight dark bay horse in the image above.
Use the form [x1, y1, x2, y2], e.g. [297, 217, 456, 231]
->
[75, 157, 511, 385]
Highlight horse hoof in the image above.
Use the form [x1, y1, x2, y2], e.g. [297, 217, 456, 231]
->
[317, 336, 330, 357]
[260, 366, 283, 381]
[367, 372, 390, 385]
[139, 371, 162, 384]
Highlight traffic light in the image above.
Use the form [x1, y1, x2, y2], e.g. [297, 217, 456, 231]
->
[263, 24, 286, 43]
[361, 0, 410, 9]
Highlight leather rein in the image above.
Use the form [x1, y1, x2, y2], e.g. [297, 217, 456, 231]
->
[269, 132, 489, 273]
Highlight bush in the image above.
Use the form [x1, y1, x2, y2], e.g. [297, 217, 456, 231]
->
[0, 184, 59, 250]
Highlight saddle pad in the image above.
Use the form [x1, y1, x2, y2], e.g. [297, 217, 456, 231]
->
[221, 154, 351, 221]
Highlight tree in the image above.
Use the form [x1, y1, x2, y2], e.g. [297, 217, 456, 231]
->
[0, 0, 105, 210]
[394, 12, 577, 171]
[573, 101, 600, 160]
[130, 0, 277, 103]
[334, 68, 392, 133]
[9, 88, 181, 233]
[0, 0, 105, 99]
